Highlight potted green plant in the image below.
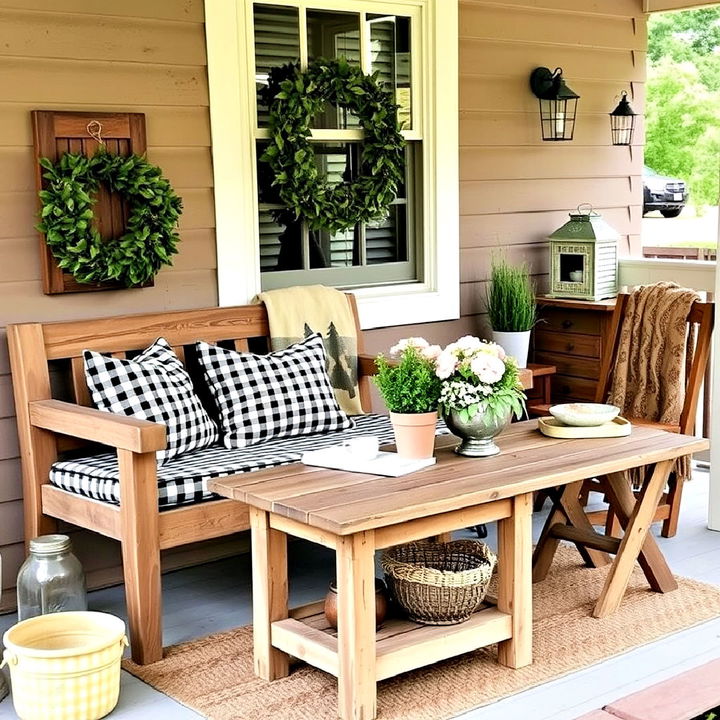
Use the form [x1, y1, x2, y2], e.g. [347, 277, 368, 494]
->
[373, 338, 442, 459]
[486, 256, 536, 367]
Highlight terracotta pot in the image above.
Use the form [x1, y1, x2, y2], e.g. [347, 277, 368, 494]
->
[389, 411, 438, 459]
[324, 578, 388, 630]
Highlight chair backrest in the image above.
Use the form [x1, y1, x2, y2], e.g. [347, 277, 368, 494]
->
[594, 291, 714, 434]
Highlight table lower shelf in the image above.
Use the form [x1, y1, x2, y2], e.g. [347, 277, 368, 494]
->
[273, 600, 513, 682]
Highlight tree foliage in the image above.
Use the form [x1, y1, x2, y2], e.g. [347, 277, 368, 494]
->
[646, 9, 720, 208]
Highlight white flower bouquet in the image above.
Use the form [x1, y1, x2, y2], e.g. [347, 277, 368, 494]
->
[436, 336, 526, 424]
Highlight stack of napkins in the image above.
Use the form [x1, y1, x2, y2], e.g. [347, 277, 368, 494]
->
[301, 447, 436, 477]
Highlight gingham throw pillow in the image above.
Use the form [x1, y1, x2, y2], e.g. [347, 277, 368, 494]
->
[196, 333, 354, 448]
[83, 338, 218, 464]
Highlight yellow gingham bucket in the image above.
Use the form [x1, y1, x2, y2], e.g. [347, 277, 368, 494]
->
[1, 611, 128, 720]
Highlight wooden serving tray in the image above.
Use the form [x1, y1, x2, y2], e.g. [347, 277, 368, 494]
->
[538, 416, 631, 439]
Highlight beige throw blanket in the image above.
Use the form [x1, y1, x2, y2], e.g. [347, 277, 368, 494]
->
[256, 285, 364, 415]
[608, 281, 700, 480]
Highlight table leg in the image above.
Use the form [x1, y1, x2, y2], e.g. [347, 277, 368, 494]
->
[593, 460, 675, 618]
[336, 530, 377, 720]
[497, 492, 533, 669]
[250, 507, 289, 680]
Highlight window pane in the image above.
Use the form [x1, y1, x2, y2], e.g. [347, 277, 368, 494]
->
[254, 4, 300, 127]
[307, 10, 361, 129]
[259, 209, 303, 272]
[366, 205, 407, 265]
[368, 15, 412, 130]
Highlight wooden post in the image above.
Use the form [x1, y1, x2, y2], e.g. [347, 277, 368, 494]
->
[250, 507, 290, 681]
[497, 492, 533, 669]
[336, 530, 377, 720]
[118, 449, 162, 664]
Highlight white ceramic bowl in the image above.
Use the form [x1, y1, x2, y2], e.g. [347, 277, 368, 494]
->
[548, 403, 620, 427]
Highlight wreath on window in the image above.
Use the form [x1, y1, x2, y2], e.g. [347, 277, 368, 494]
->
[261, 58, 406, 234]
[37, 151, 182, 287]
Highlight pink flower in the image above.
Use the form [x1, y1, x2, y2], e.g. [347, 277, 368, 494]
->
[470, 353, 505, 384]
[389, 337, 429, 358]
[435, 349, 457, 379]
[422, 344, 442, 360]
[455, 335, 483, 354]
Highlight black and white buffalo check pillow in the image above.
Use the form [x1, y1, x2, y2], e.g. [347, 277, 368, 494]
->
[83, 338, 218, 464]
[196, 333, 354, 448]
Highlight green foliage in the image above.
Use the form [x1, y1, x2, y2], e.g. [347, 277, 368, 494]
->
[37, 151, 182, 286]
[260, 58, 406, 234]
[373, 348, 441, 414]
[486, 257, 536, 332]
[648, 8, 720, 63]
[645, 59, 720, 207]
[646, 8, 720, 209]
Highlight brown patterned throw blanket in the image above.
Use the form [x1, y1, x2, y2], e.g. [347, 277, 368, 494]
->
[608, 281, 700, 481]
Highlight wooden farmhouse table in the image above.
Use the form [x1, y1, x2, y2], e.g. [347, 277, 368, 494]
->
[209, 420, 707, 720]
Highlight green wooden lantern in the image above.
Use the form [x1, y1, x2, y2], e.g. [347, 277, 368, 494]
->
[547, 204, 619, 301]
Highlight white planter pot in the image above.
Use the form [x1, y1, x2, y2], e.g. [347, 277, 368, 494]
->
[491, 330, 531, 368]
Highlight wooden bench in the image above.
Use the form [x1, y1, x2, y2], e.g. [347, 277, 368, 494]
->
[8, 296, 380, 665]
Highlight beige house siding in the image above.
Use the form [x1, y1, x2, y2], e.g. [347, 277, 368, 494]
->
[0, 0, 217, 605]
[365, 0, 645, 352]
[0, 0, 645, 605]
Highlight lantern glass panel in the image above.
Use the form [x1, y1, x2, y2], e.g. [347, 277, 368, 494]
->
[610, 114, 636, 146]
[539, 97, 577, 141]
[559, 253, 586, 282]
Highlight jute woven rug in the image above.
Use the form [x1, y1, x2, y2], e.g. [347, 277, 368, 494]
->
[124, 546, 720, 720]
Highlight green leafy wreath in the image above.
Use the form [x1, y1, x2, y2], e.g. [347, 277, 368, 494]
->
[37, 151, 182, 287]
[261, 58, 406, 234]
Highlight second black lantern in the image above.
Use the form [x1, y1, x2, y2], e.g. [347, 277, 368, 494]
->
[529, 67, 580, 141]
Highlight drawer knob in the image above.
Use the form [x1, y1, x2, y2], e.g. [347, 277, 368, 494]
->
[561, 320, 573, 329]
[566, 342, 575, 351]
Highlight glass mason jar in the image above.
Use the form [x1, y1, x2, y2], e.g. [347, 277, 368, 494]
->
[16, 534, 87, 621]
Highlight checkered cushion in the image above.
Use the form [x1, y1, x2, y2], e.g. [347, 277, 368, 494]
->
[49, 415, 398, 508]
[196, 333, 354, 448]
[84, 338, 218, 465]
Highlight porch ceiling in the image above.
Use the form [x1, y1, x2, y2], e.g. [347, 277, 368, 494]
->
[644, 0, 719, 11]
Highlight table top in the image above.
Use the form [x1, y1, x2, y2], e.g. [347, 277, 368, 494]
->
[209, 420, 707, 536]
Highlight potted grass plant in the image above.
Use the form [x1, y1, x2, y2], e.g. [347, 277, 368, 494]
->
[486, 256, 536, 367]
[373, 338, 442, 459]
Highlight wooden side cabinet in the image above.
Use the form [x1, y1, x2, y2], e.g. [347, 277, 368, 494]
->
[533, 297, 616, 404]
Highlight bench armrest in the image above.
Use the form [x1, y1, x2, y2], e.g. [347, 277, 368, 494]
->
[29, 399, 167, 453]
[357, 353, 381, 377]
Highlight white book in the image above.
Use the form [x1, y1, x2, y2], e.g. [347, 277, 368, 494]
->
[301, 447, 437, 477]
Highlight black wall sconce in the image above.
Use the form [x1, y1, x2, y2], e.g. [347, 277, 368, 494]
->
[529, 67, 580, 141]
[609, 91, 637, 146]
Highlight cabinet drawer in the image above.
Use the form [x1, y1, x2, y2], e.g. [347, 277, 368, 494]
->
[540, 309, 601, 335]
[534, 329, 601, 359]
[534, 352, 600, 380]
[550, 375, 597, 401]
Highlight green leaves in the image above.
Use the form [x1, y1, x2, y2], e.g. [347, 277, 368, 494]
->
[36, 150, 182, 287]
[373, 349, 442, 414]
[261, 57, 405, 234]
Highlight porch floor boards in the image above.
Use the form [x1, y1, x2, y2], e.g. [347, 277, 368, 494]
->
[1, 470, 719, 720]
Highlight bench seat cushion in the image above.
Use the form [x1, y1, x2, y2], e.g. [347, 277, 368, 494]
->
[48, 415, 399, 509]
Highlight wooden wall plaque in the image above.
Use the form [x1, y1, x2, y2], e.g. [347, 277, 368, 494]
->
[31, 110, 150, 294]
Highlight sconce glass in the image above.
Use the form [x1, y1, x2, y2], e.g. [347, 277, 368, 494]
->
[529, 67, 580, 141]
[609, 91, 637, 146]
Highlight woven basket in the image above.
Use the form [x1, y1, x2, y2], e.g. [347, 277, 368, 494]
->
[382, 540, 496, 625]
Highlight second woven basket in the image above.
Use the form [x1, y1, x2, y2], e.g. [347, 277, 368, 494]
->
[382, 539, 496, 625]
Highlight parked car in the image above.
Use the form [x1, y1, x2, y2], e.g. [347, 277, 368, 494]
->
[642, 165, 688, 218]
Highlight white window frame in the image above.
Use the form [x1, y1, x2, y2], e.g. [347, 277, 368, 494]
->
[205, 0, 458, 329]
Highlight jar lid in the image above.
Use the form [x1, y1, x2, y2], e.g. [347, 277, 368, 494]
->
[29, 534, 71, 555]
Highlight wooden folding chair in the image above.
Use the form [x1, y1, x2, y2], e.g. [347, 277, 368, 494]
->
[532, 292, 713, 604]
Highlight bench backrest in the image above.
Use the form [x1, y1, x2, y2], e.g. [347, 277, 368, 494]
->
[8, 295, 370, 458]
